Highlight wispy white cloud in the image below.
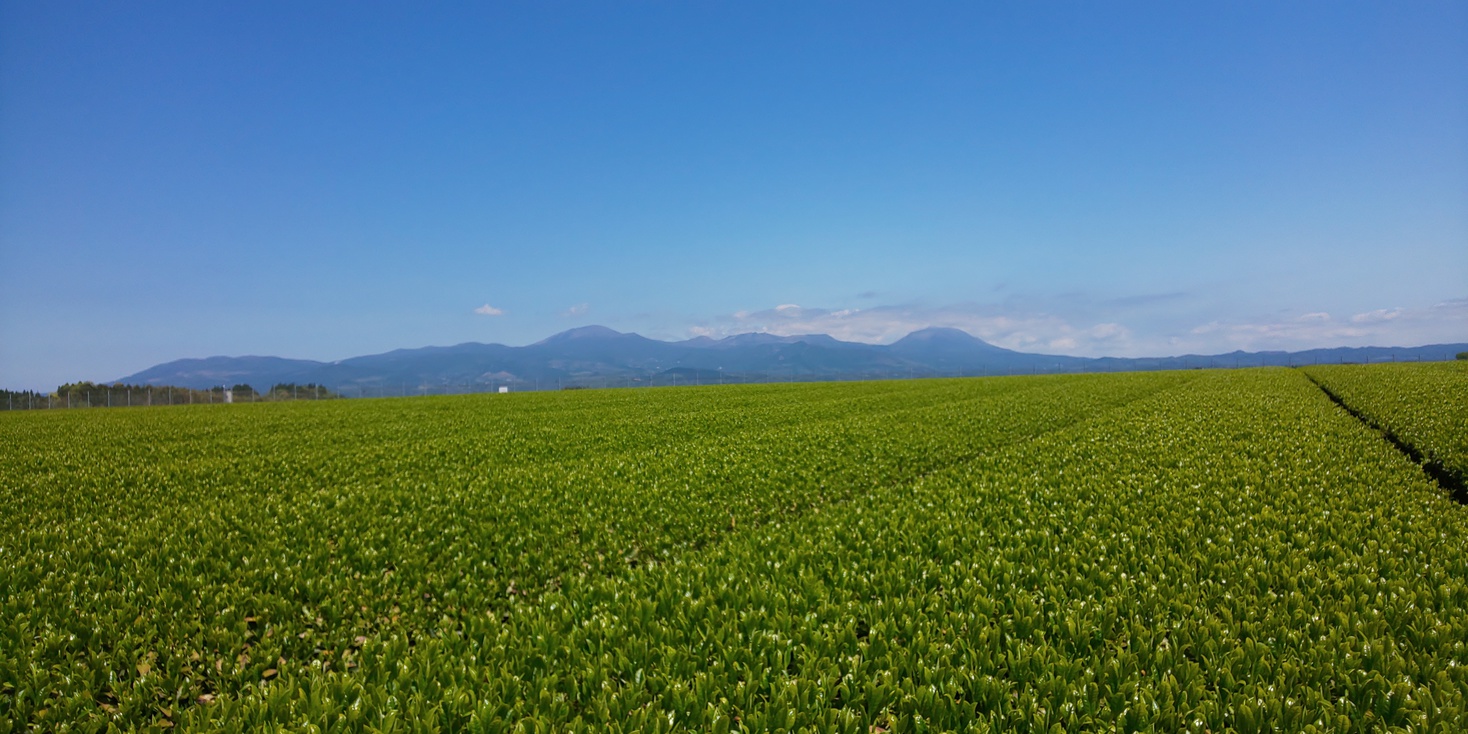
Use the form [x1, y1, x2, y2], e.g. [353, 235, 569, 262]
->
[678, 296, 1467, 357]
[1179, 298, 1467, 352]
[685, 302, 1140, 356]
[1088, 323, 1129, 340]
[561, 303, 590, 317]
[473, 304, 505, 316]
[1350, 307, 1404, 324]
[1188, 318, 1367, 341]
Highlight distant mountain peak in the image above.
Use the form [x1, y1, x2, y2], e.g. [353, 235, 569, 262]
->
[900, 326, 979, 341]
[105, 323, 1468, 393]
[533, 325, 628, 345]
[890, 327, 1013, 355]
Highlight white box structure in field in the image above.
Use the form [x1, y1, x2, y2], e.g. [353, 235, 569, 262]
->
[498, 386, 509, 394]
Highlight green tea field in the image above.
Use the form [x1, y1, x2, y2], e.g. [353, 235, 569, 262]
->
[3, 364, 1467, 732]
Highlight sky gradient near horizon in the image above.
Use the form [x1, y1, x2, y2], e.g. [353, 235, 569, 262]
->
[2, 1, 1466, 390]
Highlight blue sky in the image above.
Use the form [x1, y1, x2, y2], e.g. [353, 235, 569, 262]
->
[2, 1, 1465, 390]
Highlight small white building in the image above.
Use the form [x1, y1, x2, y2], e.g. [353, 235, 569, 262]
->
[498, 386, 510, 394]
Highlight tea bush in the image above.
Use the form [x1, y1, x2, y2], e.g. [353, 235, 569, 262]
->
[6, 367, 1465, 731]
[1305, 361, 1468, 485]
[1, 373, 1184, 730]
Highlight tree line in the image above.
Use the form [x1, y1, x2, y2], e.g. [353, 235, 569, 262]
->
[1, 382, 341, 410]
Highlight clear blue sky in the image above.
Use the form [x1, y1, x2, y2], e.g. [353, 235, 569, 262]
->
[2, 1, 1465, 390]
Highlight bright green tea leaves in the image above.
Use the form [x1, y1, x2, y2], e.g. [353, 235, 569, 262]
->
[4, 366, 1465, 731]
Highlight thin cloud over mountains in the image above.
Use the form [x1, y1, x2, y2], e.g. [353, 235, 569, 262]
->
[683, 297, 1468, 358]
[1185, 299, 1468, 352]
[687, 302, 1138, 356]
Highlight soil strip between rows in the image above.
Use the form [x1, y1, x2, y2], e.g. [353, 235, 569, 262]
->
[1302, 370, 1467, 504]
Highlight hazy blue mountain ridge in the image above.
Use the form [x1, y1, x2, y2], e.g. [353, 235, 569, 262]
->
[114, 326, 1468, 391]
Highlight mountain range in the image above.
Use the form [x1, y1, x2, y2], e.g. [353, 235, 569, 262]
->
[114, 326, 1468, 393]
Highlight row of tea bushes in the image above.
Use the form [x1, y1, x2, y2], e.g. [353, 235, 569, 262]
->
[1304, 361, 1468, 487]
[172, 369, 1468, 731]
[1, 372, 1190, 729]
